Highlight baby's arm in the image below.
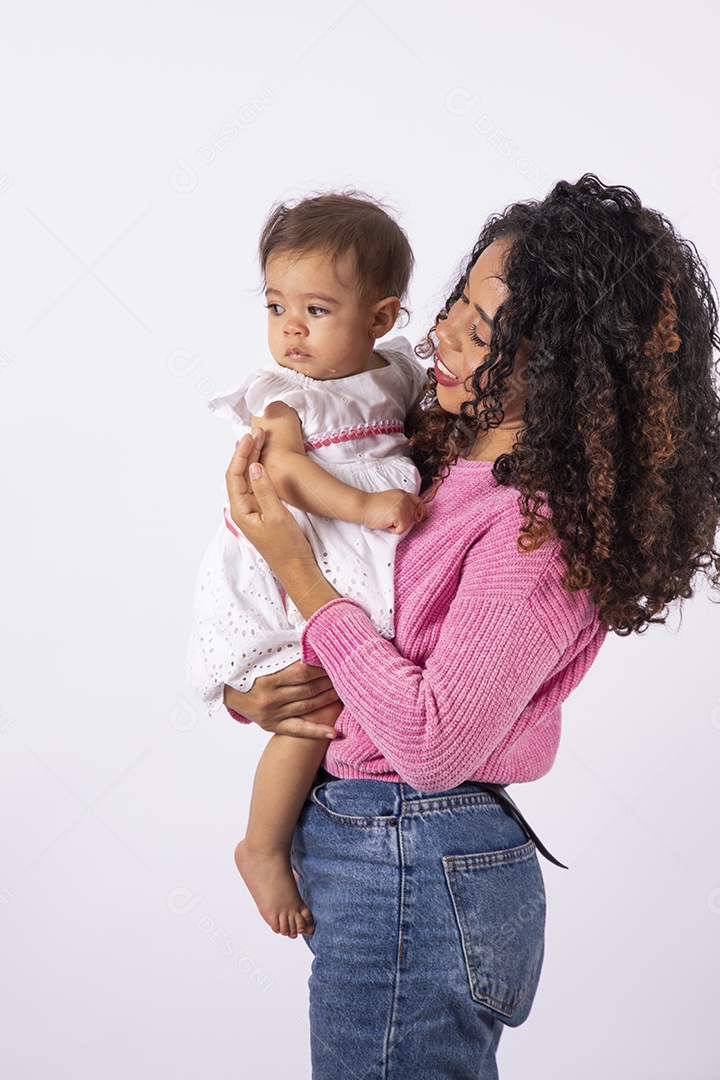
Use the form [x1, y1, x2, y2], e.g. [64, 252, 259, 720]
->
[254, 402, 425, 534]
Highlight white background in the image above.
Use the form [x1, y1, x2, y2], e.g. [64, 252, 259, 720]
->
[2, 2, 720, 1077]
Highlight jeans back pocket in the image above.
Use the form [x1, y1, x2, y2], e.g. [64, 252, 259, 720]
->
[442, 840, 546, 1026]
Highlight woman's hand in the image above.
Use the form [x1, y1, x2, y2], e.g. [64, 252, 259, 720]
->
[223, 661, 341, 739]
[226, 431, 314, 572]
[226, 432, 341, 619]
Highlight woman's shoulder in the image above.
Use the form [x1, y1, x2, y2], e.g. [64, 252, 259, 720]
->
[458, 499, 600, 647]
[444, 466, 573, 591]
[469, 491, 600, 639]
[463, 493, 565, 589]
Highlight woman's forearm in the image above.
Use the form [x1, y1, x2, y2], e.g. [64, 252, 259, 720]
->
[224, 438, 604, 791]
[296, 558, 604, 792]
[275, 552, 342, 620]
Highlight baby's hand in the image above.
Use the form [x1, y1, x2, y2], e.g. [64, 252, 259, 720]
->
[362, 489, 427, 534]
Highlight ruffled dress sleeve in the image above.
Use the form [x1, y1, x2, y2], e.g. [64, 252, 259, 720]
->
[376, 335, 430, 411]
[207, 365, 313, 437]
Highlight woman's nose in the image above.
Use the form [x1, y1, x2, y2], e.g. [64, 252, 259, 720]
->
[438, 301, 463, 351]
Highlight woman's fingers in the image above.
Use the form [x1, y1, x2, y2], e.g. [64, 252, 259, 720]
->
[262, 681, 340, 721]
[260, 662, 336, 703]
[297, 683, 341, 712]
[244, 427, 265, 487]
[291, 662, 334, 685]
[274, 716, 338, 740]
[225, 429, 266, 492]
[222, 665, 340, 726]
[225, 432, 270, 529]
[272, 664, 340, 713]
[250, 425, 266, 459]
[246, 462, 286, 522]
[226, 434, 255, 500]
[272, 701, 342, 738]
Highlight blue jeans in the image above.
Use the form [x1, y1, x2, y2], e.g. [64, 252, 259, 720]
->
[291, 775, 546, 1080]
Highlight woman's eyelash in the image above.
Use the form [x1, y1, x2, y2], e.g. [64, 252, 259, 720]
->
[468, 324, 487, 348]
[458, 294, 488, 347]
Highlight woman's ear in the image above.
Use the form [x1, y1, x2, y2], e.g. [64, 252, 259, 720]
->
[370, 296, 402, 339]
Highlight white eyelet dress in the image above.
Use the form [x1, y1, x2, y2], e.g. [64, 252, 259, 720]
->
[187, 336, 428, 713]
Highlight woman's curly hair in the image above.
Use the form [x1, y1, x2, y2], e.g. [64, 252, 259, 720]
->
[408, 173, 720, 635]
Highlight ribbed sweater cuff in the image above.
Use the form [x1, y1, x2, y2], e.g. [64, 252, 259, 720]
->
[300, 598, 375, 668]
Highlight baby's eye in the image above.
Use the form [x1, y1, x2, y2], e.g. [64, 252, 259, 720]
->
[265, 302, 283, 315]
[308, 305, 329, 317]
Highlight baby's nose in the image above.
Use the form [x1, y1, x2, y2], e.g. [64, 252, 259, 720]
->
[283, 316, 305, 334]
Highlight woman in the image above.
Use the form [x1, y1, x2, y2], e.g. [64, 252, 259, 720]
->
[223, 174, 720, 1078]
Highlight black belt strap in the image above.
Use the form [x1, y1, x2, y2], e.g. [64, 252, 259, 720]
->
[315, 768, 568, 870]
[479, 783, 568, 869]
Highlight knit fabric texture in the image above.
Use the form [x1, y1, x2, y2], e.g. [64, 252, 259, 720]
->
[295, 457, 607, 791]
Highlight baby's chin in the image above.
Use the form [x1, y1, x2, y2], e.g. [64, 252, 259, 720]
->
[274, 355, 322, 377]
[272, 353, 351, 381]
[273, 352, 313, 371]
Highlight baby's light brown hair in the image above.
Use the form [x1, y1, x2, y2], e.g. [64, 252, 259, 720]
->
[258, 191, 414, 303]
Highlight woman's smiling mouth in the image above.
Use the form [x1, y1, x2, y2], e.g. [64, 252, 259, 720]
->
[434, 351, 462, 387]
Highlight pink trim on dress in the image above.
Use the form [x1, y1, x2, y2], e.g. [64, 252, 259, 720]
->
[303, 420, 405, 452]
[224, 505, 261, 550]
[224, 506, 240, 538]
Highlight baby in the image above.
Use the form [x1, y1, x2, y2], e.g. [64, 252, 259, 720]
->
[188, 192, 428, 937]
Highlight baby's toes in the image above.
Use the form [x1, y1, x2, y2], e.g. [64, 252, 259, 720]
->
[297, 907, 315, 936]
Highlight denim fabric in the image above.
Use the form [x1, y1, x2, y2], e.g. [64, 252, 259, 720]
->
[291, 777, 546, 1080]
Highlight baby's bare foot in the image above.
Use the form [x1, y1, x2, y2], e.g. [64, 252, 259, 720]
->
[234, 838, 314, 939]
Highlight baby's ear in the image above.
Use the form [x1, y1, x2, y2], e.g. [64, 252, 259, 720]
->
[372, 295, 402, 337]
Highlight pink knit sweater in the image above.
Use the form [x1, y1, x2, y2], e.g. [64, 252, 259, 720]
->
[229, 458, 607, 790]
[300, 457, 606, 790]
